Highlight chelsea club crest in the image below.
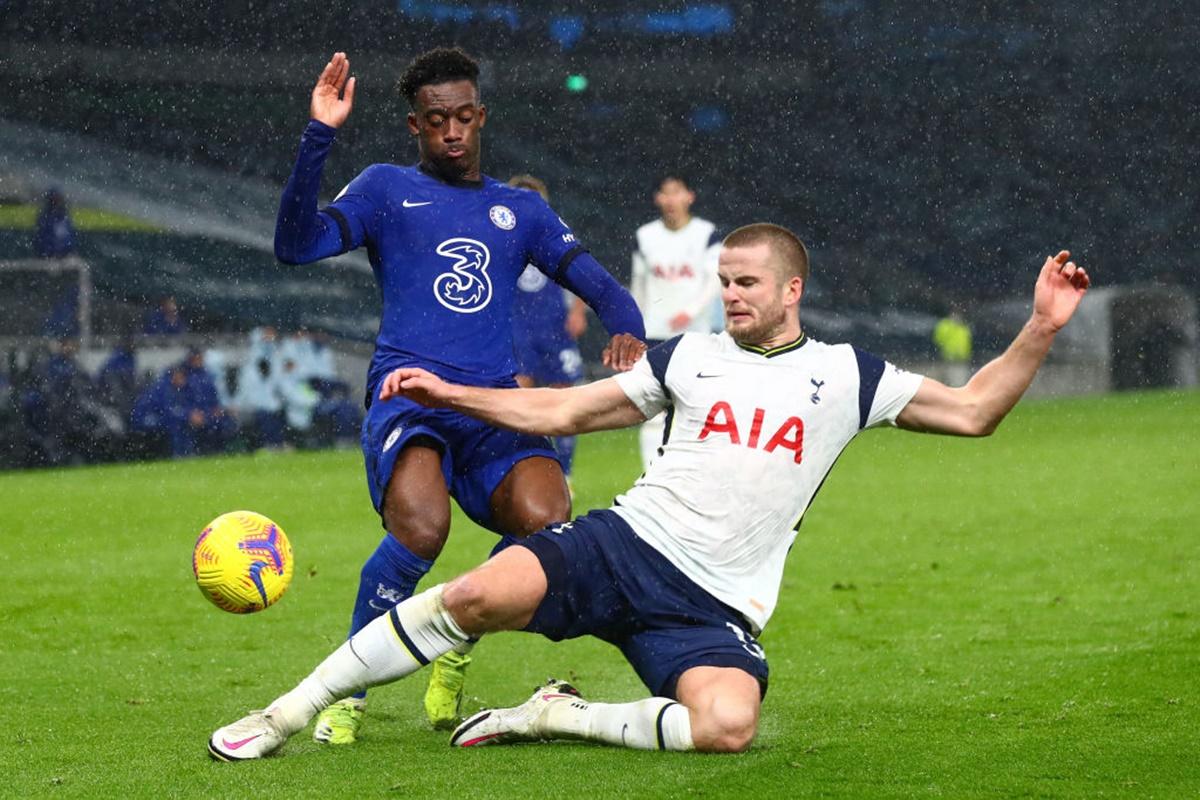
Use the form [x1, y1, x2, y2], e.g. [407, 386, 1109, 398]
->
[489, 205, 516, 230]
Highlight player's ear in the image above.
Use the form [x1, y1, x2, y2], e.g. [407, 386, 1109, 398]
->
[407, 111, 419, 136]
[786, 275, 804, 306]
[477, 104, 487, 129]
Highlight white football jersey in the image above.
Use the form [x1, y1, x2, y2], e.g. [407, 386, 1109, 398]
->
[631, 217, 722, 340]
[612, 331, 924, 633]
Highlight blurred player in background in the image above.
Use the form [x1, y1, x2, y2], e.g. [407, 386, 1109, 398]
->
[630, 174, 722, 469]
[508, 174, 588, 489]
[272, 49, 645, 743]
[209, 225, 1089, 759]
[933, 307, 973, 387]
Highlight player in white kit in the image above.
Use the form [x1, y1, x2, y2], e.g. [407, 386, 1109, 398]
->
[630, 174, 722, 470]
[209, 223, 1090, 759]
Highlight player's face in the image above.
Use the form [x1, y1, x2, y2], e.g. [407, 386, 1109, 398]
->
[408, 80, 487, 180]
[718, 243, 803, 346]
[654, 179, 695, 227]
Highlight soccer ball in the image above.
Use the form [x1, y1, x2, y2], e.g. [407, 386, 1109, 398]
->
[193, 511, 294, 614]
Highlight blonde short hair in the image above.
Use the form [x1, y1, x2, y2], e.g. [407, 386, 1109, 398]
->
[507, 174, 548, 201]
[723, 223, 810, 282]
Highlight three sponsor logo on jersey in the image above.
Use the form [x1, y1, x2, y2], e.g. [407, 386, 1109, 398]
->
[432, 203, 565, 313]
[434, 238, 494, 313]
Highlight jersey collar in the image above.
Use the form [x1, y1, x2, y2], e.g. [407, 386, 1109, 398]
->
[736, 331, 807, 358]
[417, 161, 484, 189]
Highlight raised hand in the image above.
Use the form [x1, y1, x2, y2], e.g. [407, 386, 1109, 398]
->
[311, 52, 356, 129]
[601, 333, 647, 372]
[1033, 250, 1091, 332]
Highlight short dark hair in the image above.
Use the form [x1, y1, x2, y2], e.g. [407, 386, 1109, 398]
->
[723, 223, 810, 282]
[398, 47, 481, 107]
[655, 173, 692, 193]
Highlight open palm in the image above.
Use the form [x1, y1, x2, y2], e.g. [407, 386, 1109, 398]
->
[1034, 250, 1091, 331]
[310, 52, 356, 129]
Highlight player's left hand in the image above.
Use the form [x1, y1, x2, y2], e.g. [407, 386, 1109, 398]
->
[1033, 250, 1091, 332]
[379, 367, 455, 407]
[601, 333, 646, 372]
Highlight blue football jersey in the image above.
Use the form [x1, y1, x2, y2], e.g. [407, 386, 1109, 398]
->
[326, 163, 583, 394]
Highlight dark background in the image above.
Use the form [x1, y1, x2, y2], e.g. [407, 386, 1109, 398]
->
[2, 0, 1196, 321]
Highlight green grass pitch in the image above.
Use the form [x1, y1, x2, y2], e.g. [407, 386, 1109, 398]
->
[0, 390, 1197, 798]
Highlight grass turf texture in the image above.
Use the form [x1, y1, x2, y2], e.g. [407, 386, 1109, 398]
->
[0, 389, 1197, 798]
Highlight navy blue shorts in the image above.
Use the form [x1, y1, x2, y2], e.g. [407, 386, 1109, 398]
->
[361, 393, 558, 532]
[512, 331, 583, 385]
[519, 509, 769, 700]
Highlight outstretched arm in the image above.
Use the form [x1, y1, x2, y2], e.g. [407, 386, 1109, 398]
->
[554, 251, 647, 371]
[897, 251, 1091, 436]
[379, 368, 647, 436]
[274, 53, 358, 265]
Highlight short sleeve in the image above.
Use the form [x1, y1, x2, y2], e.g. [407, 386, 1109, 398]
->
[614, 336, 683, 419]
[853, 347, 924, 429]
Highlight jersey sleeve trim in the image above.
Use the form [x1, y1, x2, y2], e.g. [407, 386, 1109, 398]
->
[646, 335, 683, 390]
[555, 244, 587, 278]
[853, 346, 885, 430]
[324, 207, 353, 253]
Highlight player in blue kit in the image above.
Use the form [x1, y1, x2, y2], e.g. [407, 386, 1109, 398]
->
[274, 49, 646, 742]
[507, 174, 588, 484]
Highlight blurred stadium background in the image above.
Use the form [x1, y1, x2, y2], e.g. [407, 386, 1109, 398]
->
[0, 1, 1197, 469]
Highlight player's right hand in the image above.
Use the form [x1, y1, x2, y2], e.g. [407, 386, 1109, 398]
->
[311, 52, 356, 129]
[379, 367, 453, 408]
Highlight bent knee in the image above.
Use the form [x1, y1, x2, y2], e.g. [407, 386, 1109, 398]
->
[442, 573, 490, 624]
[694, 706, 758, 754]
[701, 725, 757, 754]
[381, 515, 448, 560]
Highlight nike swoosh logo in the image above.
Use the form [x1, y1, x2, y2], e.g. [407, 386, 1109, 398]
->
[368, 600, 390, 611]
[696, 372, 723, 379]
[222, 734, 263, 750]
[402, 199, 432, 207]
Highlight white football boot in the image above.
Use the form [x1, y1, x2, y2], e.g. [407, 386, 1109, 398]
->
[450, 679, 581, 747]
[208, 708, 289, 761]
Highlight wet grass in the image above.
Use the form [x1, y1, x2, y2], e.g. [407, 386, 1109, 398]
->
[0, 389, 1197, 798]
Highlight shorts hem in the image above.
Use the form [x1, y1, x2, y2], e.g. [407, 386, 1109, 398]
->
[660, 656, 770, 701]
[516, 533, 570, 640]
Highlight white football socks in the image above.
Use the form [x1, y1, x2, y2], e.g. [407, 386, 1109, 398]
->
[266, 584, 469, 734]
[541, 696, 694, 751]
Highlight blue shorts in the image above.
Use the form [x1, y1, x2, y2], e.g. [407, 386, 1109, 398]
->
[512, 330, 583, 386]
[361, 393, 558, 532]
[519, 509, 770, 700]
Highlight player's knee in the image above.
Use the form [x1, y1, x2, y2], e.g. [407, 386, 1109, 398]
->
[441, 573, 496, 632]
[382, 507, 449, 560]
[693, 702, 758, 754]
